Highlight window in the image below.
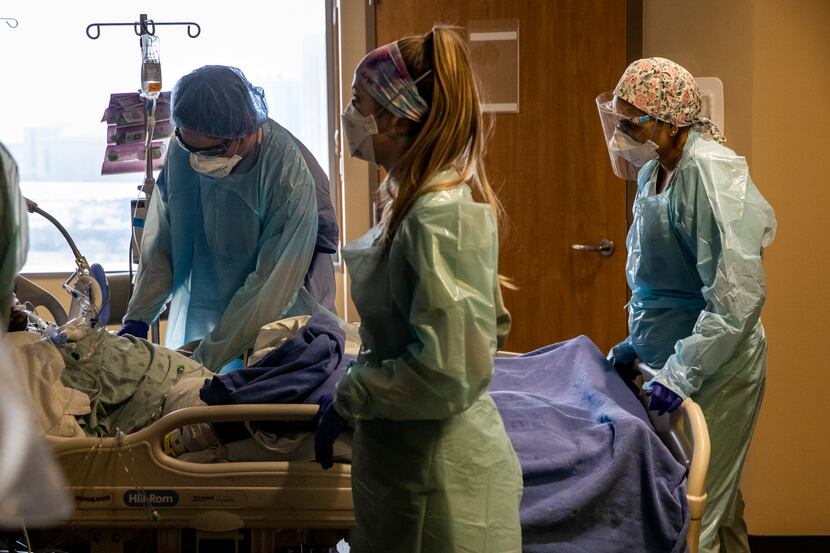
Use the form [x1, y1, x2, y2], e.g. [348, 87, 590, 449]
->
[2, 1, 333, 273]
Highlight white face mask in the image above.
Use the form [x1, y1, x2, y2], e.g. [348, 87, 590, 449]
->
[190, 152, 243, 178]
[340, 103, 379, 163]
[608, 127, 659, 167]
[189, 138, 243, 178]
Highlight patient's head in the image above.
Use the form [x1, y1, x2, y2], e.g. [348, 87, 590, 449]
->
[8, 304, 27, 332]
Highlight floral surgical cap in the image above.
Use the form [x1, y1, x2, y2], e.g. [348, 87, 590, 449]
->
[356, 42, 430, 123]
[613, 57, 725, 143]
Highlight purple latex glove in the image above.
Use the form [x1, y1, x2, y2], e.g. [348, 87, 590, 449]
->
[117, 319, 149, 339]
[314, 394, 348, 470]
[648, 383, 684, 415]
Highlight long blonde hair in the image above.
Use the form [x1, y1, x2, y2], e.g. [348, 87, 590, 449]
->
[380, 25, 503, 241]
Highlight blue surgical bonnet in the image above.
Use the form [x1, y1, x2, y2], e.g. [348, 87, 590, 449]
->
[171, 65, 268, 139]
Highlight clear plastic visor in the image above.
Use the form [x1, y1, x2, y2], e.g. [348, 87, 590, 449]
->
[596, 91, 659, 180]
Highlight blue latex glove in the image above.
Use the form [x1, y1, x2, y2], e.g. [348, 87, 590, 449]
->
[89, 263, 110, 327]
[218, 358, 245, 374]
[117, 319, 149, 340]
[648, 383, 684, 415]
[607, 339, 637, 369]
[314, 394, 348, 470]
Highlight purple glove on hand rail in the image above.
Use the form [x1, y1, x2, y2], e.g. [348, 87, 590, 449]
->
[648, 383, 683, 415]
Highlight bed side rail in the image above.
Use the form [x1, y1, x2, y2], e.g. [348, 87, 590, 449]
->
[48, 404, 336, 477]
[146, 404, 319, 438]
[47, 404, 354, 532]
[637, 361, 710, 553]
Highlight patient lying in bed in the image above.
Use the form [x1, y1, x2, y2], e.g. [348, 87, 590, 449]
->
[6, 304, 349, 453]
[161, 323, 690, 552]
[7, 307, 210, 437]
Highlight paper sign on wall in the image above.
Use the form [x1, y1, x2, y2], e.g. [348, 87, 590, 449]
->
[468, 20, 520, 113]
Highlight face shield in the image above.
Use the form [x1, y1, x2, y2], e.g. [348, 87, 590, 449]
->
[596, 91, 660, 180]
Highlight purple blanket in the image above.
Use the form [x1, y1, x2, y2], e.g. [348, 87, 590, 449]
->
[491, 336, 689, 553]
[199, 325, 689, 552]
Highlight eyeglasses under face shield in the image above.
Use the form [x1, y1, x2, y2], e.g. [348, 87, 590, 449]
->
[596, 91, 660, 180]
[174, 127, 232, 158]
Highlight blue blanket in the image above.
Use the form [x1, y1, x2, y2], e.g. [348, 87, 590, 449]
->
[199, 313, 345, 438]
[200, 313, 345, 406]
[491, 336, 689, 553]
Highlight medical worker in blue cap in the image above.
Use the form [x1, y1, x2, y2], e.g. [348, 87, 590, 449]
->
[119, 66, 338, 372]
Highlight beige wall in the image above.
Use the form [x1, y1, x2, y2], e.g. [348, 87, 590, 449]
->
[745, 0, 830, 535]
[644, 0, 755, 160]
[645, 0, 830, 535]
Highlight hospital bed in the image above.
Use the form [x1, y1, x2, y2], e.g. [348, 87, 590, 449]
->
[34, 362, 709, 553]
[15, 277, 708, 552]
[45, 405, 352, 552]
[494, 351, 710, 553]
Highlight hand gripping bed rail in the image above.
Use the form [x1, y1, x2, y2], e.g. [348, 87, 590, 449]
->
[47, 404, 354, 533]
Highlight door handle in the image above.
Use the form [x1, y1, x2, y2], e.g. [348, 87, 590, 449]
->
[571, 239, 615, 256]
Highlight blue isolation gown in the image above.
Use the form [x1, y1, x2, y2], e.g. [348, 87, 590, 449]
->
[125, 119, 337, 371]
[616, 130, 776, 552]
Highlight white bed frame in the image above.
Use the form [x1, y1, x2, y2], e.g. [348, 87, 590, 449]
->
[42, 364, 709, 553]
[15, 272, 710, 551]
[46, 405, 353, 552]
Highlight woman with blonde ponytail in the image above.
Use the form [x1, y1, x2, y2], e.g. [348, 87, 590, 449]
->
[313, 26, 522, 552]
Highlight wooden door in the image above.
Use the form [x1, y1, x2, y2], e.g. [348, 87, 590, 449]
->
[375, 0, 630, 354]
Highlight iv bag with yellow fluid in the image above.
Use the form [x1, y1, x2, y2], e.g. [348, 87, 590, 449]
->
[140, 34, 162, 97]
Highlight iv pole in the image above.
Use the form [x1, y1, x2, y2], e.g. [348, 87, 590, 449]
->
[86, 14, 200, 342]
[86, 14, 201, 195]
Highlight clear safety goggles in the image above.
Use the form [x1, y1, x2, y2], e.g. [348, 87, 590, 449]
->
[174, 127, 233, 158]
[596, 91, 659, 180]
